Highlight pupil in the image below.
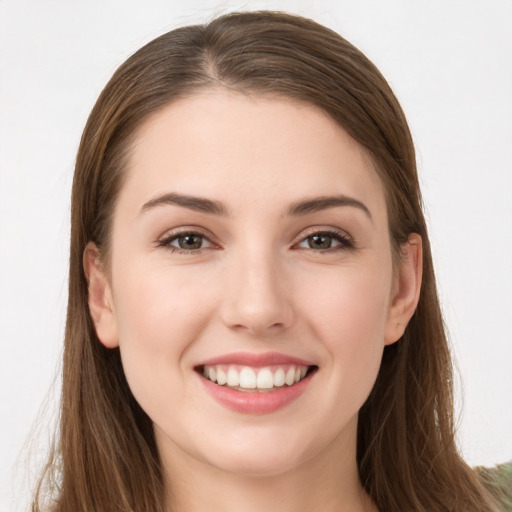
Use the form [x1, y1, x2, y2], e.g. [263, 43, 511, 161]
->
[179, 234, 202, 249]
[309, 234, 331, 249]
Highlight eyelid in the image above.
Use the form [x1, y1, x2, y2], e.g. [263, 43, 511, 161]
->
[292, 226, 354, 250]
[156, 226, 219, 251]
[295, 225, 352, 241]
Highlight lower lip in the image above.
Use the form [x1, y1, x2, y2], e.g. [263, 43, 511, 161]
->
[198, 371, 314, 414]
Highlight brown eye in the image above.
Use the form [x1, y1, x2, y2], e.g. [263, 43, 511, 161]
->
[306, 234, 333, 249]
[176, 234, 204, 250]
[158, 231, 213, 252]
[296, 230, 353, 251]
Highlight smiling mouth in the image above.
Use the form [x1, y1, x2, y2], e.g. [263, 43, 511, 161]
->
[196, 364, 318, 393]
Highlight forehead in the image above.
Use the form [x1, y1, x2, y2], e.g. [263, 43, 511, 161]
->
[119, 90, 386, 219]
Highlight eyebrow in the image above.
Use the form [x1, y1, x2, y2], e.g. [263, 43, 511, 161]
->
[286, 195, 372, 220]
[140, 192, 371, 220]
[141, 192, 229, 216]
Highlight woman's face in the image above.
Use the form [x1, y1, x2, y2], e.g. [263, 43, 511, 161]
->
[87, 90, 418, 477]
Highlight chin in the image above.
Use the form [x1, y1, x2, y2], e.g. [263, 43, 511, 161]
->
[194, 426, 324, 478]
[206, 448, 307, 478]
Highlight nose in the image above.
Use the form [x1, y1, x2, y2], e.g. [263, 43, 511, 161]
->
[219, 248, 294, 336]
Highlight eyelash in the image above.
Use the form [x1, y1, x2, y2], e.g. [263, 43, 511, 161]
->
[157, 228, 354, 254]
[296, 228, 354, 253]
[157, 230, 215, 254]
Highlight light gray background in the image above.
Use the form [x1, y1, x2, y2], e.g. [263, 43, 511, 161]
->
[1, 1, 511, 510]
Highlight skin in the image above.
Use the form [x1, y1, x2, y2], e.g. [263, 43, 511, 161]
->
[85, 90, 422, 512]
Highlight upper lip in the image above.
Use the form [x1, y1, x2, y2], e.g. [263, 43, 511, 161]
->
[197, 351, 315, 368]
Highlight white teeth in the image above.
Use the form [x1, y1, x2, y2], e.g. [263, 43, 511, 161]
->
[239, 367, 257, 389]
[256, 368, 274, 389]
[227, 367, 240, 387]
[285, 367, 295, 386]
[202, 364, 311, 390]
[274, 368, 285, 387]
[216, 367, 227, 385]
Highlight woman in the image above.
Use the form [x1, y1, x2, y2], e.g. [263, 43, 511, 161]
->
[32, 10, 505, 512]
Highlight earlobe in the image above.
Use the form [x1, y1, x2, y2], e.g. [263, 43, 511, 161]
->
[83, 242, 119, 348]
[384, 233, 423, 345]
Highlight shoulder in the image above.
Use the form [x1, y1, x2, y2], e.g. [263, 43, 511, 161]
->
[475, 461, 512, 511]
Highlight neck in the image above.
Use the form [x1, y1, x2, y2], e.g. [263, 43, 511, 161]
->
[158, 420, 377, 512]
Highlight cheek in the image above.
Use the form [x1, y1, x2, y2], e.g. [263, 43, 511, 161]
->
[299, 260, 392, 390]
[304, 259, 391, 334]
[111, 263, 215, 407]
[114, 257, 215, 340]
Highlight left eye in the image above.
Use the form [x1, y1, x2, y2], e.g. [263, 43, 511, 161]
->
[296, 232, 351, 250]
[159, 232, 213, 251]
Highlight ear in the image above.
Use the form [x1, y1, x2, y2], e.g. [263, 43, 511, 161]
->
[384, 233, 423, 345]
[83, 242, 119, 348]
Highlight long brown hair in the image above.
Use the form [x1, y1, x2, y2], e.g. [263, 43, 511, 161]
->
[33, 11, 499, 511]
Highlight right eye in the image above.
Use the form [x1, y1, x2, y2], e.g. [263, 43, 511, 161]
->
[158, 231, 214, 253]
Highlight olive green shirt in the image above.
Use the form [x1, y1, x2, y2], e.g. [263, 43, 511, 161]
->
[476, 461, 512, 511]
